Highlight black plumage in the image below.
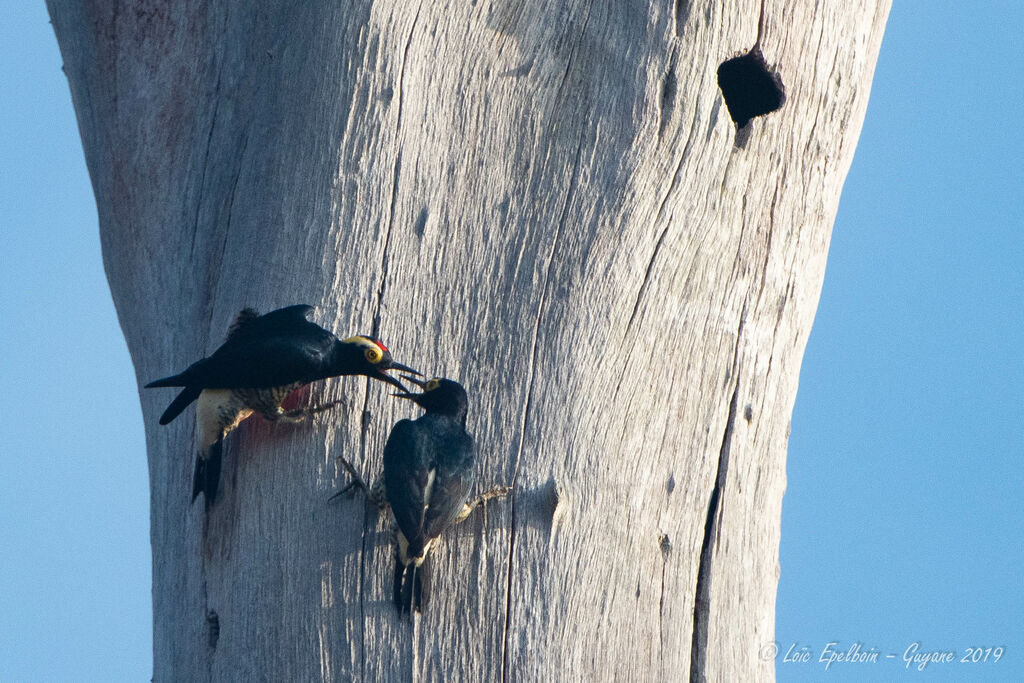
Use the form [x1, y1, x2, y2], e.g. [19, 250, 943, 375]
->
[145, 304, 418, 503]
[331, 375, 510, 614]
[385, 378, 476, 613]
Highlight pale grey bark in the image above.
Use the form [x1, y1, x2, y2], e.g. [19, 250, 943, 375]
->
[48, 1, 889, 680]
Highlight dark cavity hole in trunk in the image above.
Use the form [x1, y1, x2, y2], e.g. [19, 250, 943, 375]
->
[717, 48, 785, 131]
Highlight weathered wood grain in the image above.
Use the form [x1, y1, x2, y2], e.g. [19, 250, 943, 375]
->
[48, 0, 889, 680]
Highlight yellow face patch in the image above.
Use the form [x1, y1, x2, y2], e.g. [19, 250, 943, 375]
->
[343, 335, 387, 364]
[424, 378, 441, 391]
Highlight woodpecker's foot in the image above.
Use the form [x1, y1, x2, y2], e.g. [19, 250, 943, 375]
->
[328, 456, 367, 499]
[278, 399, 346, 423]
[457, 485, 513, 522]
[329, 457, 387, 510]
[368, 478, 388, 511]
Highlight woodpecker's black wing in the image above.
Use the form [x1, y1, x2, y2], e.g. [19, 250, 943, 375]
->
[149, 309, 262, 424]
[384, 416, 474, 613]
[384, 420, 432, 549]
[147, 304, 339, 389]
[422, 430, 476, 542]
[146, 305, 339, 424]
[383, 415, 476, 558]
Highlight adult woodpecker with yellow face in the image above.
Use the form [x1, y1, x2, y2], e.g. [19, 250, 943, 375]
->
[145, 304, 419, 504]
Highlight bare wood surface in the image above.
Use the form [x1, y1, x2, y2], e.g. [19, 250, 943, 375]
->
[48, 1, 889, 680]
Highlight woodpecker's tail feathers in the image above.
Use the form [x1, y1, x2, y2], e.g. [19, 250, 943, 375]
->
[393, 555, 429, 614]
[158, 386, 202, 425]
[145, 372, 189, 389]
[192, 440, 223, 505]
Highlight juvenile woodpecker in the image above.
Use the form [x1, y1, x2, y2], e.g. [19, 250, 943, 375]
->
[145, 304, 419, 504]
[335, 377, 509, 614]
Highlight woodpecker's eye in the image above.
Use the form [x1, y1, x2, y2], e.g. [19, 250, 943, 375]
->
[364, 346, 383, 363]
[424, 378, 441, 391]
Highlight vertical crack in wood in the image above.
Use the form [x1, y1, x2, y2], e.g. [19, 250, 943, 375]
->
[688, 313, 744, 683]
[659, 560, 668, 658]
[351, 10, 422, 675]
[372, 152, 403, 337]
[412, 615, 421, 679]
[187, 44, 248, 673]
[200, 575, 214, 679]
[197, 123, 250, 360]
[500, 128, 587, 682]
[624, 106, 702, 335]
[753, 188, 778, 308]
[190, 73, 221, 262]
[213, 128, 249, 291]
[658, 533, 672, 662]
[190, 3, 231, 261]
[755, 0, 767, 47]
[754, 189, 782, 386]
[552, 5, 592, 101]
[354, 501, 370, 680]
[370, 3, 421, 337]
[657, 52, 679, 140]
[353, 360, 382, 673]
[672, 0, 690, 39]
[353, 389, 374, 677]
[191, 13, 246, 346]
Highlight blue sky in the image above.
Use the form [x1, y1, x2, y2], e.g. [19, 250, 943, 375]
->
[1, 3, 1020, 681]
[776, 3, 1023, 682]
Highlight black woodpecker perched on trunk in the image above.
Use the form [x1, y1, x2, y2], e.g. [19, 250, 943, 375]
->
[145, 304, 419, 504]
[335, 377, 509, 614]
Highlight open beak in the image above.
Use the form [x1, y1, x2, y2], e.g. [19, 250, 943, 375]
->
[388, 361, 421, 376]
[376, 362, 419, 389]
[391, 375, 426, 401]
[377, 370, 409, 392]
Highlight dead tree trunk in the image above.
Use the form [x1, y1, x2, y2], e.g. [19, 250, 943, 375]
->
[49, 1, 889, 680]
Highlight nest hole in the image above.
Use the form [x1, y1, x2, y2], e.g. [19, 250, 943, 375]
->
[717, 48, 785, 131]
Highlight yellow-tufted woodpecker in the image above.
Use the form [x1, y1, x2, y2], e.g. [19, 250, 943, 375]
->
[145, 305, 419, 504]
[335, 376, 510, 614]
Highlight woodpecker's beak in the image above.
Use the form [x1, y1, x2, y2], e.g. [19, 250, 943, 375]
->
[401, 375, 427, 389]
[377, 362, 419, 391]
[388, 362, 421, 376]
[377, 370, 409, 392]
[392, 375, 426, 401]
